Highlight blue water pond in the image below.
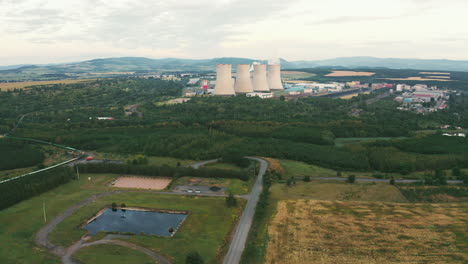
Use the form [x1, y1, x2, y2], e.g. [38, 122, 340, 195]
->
[84, 208, 187, 236]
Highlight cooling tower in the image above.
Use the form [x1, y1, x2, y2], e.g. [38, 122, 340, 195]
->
[252, 64, 270, 92]
[234, 64, 253, 93]
[214, 64, 235, 95]
[268, 64, 284, 90]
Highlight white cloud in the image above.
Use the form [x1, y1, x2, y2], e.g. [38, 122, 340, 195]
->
[0, 0, 467, 64]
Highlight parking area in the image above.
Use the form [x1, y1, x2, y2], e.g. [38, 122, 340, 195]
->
[172, 185, 226, 195]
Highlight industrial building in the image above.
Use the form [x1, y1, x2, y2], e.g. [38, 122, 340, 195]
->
[213, 63, 284, 96]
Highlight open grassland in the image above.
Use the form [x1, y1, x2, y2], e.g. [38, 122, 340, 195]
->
[399, 185, 468, 203]
[281, 71, 316, 80]
[94, 152, 196, 166]
[50, 186, 243, 264]
[73, 244, 154, 264]
[271, 181, 408, 203]
[325, 71, 375, 77]
[0, 79, 95, 91]
[204, 162, 245, 172]
[280, 159, 337, 178]
[266, 200, 468, 264]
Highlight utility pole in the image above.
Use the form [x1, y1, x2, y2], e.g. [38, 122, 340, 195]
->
[43, 201, 47, 223]
[76, 166, 80, 180]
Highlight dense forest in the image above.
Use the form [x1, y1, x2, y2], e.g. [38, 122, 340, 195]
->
[0, 138, 44, 170]
[1, 77, 467, 174]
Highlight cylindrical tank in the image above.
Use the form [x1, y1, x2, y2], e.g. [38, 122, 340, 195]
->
[268, 64, 284, 90]
[214, 64, 235, 95]
[252, 64, 270, 92]
[234, 64, 253, 93]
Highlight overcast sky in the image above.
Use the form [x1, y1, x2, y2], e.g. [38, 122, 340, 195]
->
[1, 0, 467, 65]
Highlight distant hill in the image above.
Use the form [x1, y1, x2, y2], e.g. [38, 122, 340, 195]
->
[1, 56, 468, 80]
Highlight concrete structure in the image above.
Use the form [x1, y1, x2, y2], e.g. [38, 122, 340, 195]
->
[246, 92, 273, 99]
[214, 64, 235, 95]
[234, 64, 253, 93]
[252, 64, 270, 92]
[267, 64, 284, 90]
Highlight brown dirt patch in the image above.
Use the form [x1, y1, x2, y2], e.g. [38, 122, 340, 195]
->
[112, 176, 172, 190]
[325, 71, 375, 77]
[262, 157, 285, 174]
[266, 200, 468, 264]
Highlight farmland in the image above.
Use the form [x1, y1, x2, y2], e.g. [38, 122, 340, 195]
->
[266, 200, 467, 264]
[325, 70, 375, 77]
[0, 79, 95, 91]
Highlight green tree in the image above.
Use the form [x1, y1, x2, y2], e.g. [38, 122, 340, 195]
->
[452, 167, 461, 177]
[225, 192, 237, 207]
[186, 251, 204, 264]
[303, 176, 310, 182]
[347, 175, 356, 184]
[389, 177, 395, 185]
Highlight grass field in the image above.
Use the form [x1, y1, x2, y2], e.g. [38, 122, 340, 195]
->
[0, 79, 95, 91]
[73, 244, 154, 264]
[266, 200, 467, 264]
[270, 181, 408, 203]
[94, 152, 196, 166]
[204, 162, 245, 172]
[0, 172, 243, 264]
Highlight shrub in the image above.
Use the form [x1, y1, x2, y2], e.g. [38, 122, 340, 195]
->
[303, 176, 311, 182]
[347, 175, 356, 183]
[186, 251, 204, 264]
[225, 192, 237, 208]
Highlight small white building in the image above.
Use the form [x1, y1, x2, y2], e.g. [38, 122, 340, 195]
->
[246, 92, 273, 99]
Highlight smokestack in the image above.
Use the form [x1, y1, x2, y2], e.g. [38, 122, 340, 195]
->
[214, 64, 235, 96]
[234, 64, 253, 93]
[252, 64, 270, 92]
[268, 64, 284, 90]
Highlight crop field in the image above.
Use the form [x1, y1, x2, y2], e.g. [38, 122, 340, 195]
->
[270, 181, 408, 203]
[380, 77, 451, 81]
[325, 71, 375, 77]
[266, 200, 468, 264]
[281, 71, 316, 80]
[0, 79, 95, 91]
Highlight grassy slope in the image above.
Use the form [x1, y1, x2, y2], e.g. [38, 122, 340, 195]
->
[73, 244, 154, 264]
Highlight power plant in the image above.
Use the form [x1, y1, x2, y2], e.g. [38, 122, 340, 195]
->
[252, 64, 270, 92]
[213, 62, 283, 97]
[267, 64, 284, 90]
[214, 64, 236, 96]
[234, 64, 253, 93]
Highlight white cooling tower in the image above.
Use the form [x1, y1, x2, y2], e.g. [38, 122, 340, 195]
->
[214, 64, 235, 95]
[252, 64, 270, 92]
[268, 64, 284, 90]
[234, 64, 253, 93]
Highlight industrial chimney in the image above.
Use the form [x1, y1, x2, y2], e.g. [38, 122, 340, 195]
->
[234, 64, 253, 93]
[214, 64, 235, 96]
[252, 64, 270, 92]
[268, 64, 284, 90]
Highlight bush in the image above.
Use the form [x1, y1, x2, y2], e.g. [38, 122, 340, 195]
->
[186, 251, 204, 264]
[225, 192, 237, 208]
[390, 177, 395, 185]
[303, 176, 311, 182]
[347, 175, 356, 184]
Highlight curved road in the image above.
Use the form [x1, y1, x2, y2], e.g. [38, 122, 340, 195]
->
[189, 159, 219, 169]
[223, 157, 268, 264]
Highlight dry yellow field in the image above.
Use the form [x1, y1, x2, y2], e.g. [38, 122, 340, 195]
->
[380, 77, 451, 82]
[266, 200, 467, 264]
[420, 72, 450, 75]
[325, 71, 375, 77]
[0, 79, 95, 91]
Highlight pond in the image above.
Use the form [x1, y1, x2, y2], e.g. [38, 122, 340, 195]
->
[84, 208, 188, 236]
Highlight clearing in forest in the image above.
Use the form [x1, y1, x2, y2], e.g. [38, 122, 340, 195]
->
[266, 200, 468, 264]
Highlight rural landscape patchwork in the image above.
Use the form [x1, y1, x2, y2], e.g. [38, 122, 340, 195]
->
[1, 1, 468, 264]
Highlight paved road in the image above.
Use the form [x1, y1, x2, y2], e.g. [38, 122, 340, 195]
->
[310, 177, 463, 184]
[223, 157, 268, 264]
[189, 159, 219, 169]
